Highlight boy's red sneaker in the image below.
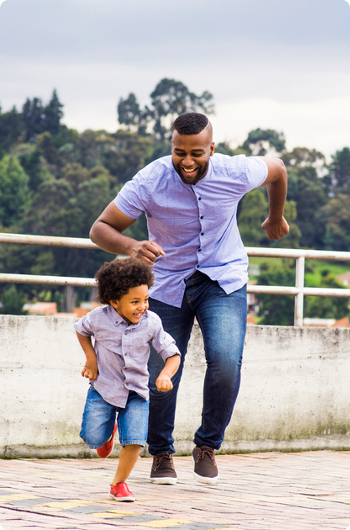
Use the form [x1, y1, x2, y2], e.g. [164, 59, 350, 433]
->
[110, 482, 135, 501]
[97, 423, 117, 458]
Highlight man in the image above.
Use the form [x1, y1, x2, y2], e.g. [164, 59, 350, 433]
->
[90, 112, 289, 485]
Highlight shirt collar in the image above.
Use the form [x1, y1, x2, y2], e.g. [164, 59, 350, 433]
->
[107, 304, 147, 328]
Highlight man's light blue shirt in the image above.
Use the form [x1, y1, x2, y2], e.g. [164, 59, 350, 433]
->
[114, 153, 268, 308]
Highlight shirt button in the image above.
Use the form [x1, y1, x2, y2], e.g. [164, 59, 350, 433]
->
[198, 249, 201, 252]
[198, 197, 201, 200]
[201, 232, 204, 236]
[200, 216, 203, 219]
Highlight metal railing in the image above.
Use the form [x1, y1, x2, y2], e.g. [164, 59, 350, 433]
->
[1, 233, 350, 326]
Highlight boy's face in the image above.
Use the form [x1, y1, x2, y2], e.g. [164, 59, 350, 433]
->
[110, 284, 149, 325]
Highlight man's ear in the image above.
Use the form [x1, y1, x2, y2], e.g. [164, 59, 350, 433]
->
[210, 142, 215, 156]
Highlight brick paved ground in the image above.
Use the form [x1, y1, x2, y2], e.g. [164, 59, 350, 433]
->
[0, 451, 349, 530]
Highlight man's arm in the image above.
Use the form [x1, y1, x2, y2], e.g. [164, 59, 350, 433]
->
[90, 201, 165, 265]
[259, 157, 289, 240]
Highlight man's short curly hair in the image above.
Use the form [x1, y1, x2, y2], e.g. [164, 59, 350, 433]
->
[95, 258, 154, 305]
[172, 112, 209, 135]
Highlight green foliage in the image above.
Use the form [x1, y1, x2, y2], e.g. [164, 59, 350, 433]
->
[281, 147, 325, 168]
[321, 194, 350, 251]
[0, 106, 24, 159]
[323, 147, 350, 197]
[304, 272, 349, 320]
[238, 188, 268, 246]
[257, 261, 295, 326]
[118, 78, 214, 141]
[287, 166, 327, 249]
[215, 142, 249, 156]
[241, 128, 286, 156]
[0, 285, 27, 315]
[22, 90, 64, 141]
[0, 82, 350, 316]
[0, 155, 31, 227]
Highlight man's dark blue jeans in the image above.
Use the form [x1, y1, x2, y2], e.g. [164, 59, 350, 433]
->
[147, 271, 247, 455]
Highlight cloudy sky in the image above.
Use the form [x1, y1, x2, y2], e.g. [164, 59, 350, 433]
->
[0, 0, 349, 157]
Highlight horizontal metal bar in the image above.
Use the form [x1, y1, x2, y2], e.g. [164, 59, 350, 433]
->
[0, 273, 96, 287]
[303, 287, 350, 297]
[245, 247, 350, 261]
[1, 233, 350, 261]
[0, 233, 98, 249]
[248, 286, 300, 295]
[2, 274, 348, 298]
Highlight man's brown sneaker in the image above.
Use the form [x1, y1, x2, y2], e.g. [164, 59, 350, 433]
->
[150, 452, 177, 484]
[192, 446, 219, 484]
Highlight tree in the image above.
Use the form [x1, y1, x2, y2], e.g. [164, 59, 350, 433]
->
[320, 194, 350, 251]
[22, 90, 64, 142]
[0, 106, 24, 159]
[257, 262, 295, 326]
[10, 142, 55, 191]
[323, 147, 350, 197]
[287, 166, 327, 249]
[44, 89, 64, 136]
[150, 78, 214, 141]
[0, 156, 31, 227]
[305, 272, 349, 320]
[22, 97, 46, 141]
[215, 142, 249, 157]
[0, 285, 27, 315]
[241, 128, 286, 156]
[238, 188, 268, 246]
[281, 147, 325, 169]
[117, 93, 150, 136]
[118, 78, 215, 141]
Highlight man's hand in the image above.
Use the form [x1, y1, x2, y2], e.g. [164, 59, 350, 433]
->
[261, 216, 290, 240]
[81, 362, 98, 381]
[129, 240, 165, 265]
[155, 373, 173, 392]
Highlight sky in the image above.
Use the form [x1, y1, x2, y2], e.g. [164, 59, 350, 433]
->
[0, 0, 349, 158]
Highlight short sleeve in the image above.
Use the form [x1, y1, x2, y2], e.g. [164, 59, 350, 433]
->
[243, 157, 268, 193]
[74, 313, 94, 338]
[114, 174, 146, 220]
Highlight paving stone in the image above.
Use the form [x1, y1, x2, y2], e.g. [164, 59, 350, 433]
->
[0, 452, 350, 529]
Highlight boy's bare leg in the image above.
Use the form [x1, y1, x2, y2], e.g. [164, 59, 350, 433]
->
[112, 444, 141, 485]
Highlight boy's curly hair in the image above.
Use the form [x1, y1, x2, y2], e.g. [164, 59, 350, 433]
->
[95, 258, 154, 305]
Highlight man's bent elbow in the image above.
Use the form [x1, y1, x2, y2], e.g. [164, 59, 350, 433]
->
[89, 220, 104, 245]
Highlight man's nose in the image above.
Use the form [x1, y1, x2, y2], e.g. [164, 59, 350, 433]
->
[183, 154, 194, 166]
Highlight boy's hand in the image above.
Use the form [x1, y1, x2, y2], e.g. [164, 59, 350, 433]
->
[155, 373, 173, 392]
[81, 362, 98, 381]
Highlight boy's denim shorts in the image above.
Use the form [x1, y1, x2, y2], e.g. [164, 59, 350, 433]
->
[80, 386, 149, 449]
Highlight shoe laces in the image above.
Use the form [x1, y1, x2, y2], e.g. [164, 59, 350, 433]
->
[196, 447, 215, 463]
[153, 452, 173, 471]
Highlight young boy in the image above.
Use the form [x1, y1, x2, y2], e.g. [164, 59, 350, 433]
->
[75, 258, 181, 502]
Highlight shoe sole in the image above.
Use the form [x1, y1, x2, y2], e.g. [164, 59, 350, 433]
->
[110, 494, 135, 501]
[193, 471, 219, 484]
[150, 477, 177, 485]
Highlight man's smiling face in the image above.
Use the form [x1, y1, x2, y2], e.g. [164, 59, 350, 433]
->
[171, 127, 215, 185]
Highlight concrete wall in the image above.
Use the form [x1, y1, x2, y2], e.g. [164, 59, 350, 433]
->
[1, 315, 350, 457]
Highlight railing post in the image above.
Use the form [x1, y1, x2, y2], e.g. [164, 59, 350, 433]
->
[294, 256, 305, 326]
